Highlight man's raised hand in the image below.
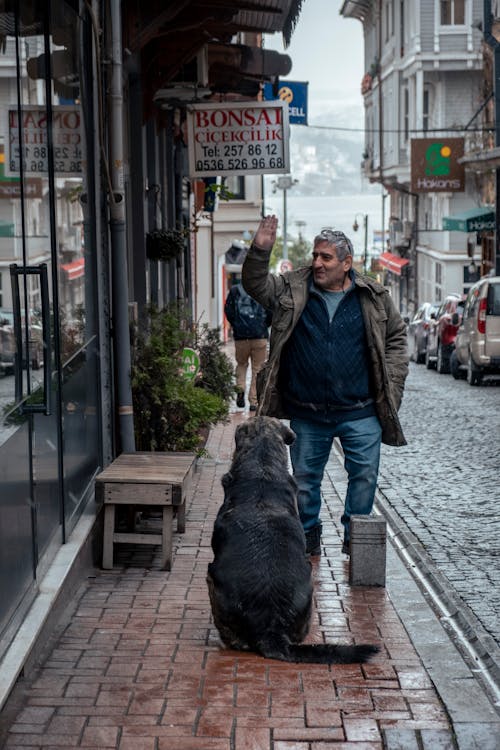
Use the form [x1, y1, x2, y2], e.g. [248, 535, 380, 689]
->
[252, 215, 278, 252]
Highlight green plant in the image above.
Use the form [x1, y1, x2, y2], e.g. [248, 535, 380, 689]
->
[146, 228, 185, 261]
[270, 234, 312, 270]
[131, 305, 231, 453]
[196, 324, 235, 402]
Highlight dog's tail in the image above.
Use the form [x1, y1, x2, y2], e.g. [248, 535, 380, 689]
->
[256, 634, 379, 664]
[286, 643, 379, 664]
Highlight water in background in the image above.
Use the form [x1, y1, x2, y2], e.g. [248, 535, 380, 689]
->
[263, 192, 386, 263]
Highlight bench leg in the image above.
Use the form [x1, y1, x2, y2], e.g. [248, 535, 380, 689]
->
[161, 506, 173, 571]
[177, 501, 186, 534]
[103, 504, 115, 569]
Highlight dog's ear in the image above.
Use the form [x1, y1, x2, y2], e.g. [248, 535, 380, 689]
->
[221, 471, 233, 488]
[280, 422, 296, 445]
[234, 422, 250, 449]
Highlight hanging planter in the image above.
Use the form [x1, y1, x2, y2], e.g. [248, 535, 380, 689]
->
[146, 228, 185, 261]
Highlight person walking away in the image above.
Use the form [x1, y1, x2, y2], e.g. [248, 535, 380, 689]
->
[224, 282, 272, 411]
[242, 215, 408, 556]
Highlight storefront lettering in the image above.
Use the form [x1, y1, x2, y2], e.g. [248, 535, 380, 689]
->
[194, 107, 282, 129]
[188, 101, 289, 177]
[7, 106, 82, 176]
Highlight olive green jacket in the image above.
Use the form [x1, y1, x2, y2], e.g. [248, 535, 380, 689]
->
[242, 245, 409, 446]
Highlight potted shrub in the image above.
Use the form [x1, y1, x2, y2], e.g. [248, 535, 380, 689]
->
[146, 228, 185, 262]
[131, 305, 234, 453]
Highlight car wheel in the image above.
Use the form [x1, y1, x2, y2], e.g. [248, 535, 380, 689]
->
[425, 347, 435, 370]
[450, 351, 464, 380]
[467, 352, 483, 386]
[409, 335, 416, 362]
[436, 342, 450, 374]
[415, 336, 425, 364]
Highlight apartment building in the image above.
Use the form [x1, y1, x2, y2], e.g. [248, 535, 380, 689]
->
[341, 0, 486, 313]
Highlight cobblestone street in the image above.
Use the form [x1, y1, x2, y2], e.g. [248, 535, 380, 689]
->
[375, 362, 500, 648]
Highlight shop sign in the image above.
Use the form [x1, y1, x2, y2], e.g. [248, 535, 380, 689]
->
[6, 106, 83, 177]
[187, 101, 289, 177]
[0, 179, 43, 199]
[181, 347, 200, 381]
[279, 259, 293, 273]
[411, 138, 465, 193]
[263, 81, 308, 125]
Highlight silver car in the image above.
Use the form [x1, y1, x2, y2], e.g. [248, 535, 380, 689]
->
[451, 276, 500, 385]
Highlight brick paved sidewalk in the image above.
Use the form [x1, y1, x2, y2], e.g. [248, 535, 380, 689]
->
[1, 412, 458, 750]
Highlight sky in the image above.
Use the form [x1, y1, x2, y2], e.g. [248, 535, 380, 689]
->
[261, 1, 383, 248]
[263, 0, 366, 129]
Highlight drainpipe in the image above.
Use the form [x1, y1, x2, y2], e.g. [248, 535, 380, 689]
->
[483, 0, 500, 275]
[377, 0, 384, 183]
[109, 0, 135, 452]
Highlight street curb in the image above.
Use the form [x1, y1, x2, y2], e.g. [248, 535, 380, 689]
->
[373, 486, 500, 704]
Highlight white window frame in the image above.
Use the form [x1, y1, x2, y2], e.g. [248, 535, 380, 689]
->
[437, 0, 466, 29]
[402, 86, 409, 145]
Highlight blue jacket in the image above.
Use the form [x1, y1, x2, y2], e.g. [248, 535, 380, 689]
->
[241, 248, 409, 446]
[280, 279, 376, 423]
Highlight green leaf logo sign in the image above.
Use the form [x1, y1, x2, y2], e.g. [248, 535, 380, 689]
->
[181, 347, 200, 381]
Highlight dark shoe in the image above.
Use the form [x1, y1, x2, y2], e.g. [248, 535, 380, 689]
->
[305, 524, 322, 556]
[236, 392, 245, 408]
[249, 404, 257, 412]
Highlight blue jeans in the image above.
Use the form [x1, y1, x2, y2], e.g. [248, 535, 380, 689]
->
[289, 415, 382, 542]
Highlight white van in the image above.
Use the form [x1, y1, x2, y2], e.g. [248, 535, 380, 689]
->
[451, 276, 500, 385]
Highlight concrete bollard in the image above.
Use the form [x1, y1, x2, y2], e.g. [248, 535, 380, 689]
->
[349, 515, 387, 587]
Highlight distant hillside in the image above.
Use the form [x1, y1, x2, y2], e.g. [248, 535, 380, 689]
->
[281, 104, 378, 196]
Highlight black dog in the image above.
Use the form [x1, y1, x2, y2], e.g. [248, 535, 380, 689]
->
[207, 416, 379, 664]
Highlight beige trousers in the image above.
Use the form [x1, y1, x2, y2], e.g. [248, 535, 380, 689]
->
[234, 338, 268, 406]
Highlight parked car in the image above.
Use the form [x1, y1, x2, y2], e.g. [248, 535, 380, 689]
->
[451, 276, 500, 385]
[407, 302, 439, 363]
[0, 311, 16, 375]
[425, 293, 466, 373]
[0, 308, 43, 373]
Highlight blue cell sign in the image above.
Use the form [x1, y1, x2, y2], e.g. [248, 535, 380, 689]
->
[263, 81, 308, 125]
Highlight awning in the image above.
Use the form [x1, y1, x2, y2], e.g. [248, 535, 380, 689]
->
[378, 252, 410, 275]
[61, 258, 84, 280]
[442, 207, 495, 232]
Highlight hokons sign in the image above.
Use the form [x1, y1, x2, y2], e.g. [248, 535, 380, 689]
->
[411, 138, 465, 193]
[187, 101, 290, 177]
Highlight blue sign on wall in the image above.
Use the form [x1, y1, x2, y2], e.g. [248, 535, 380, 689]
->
[263, 81, 308, 125]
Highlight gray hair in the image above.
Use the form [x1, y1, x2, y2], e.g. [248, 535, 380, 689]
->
[313, 228, 354, 261]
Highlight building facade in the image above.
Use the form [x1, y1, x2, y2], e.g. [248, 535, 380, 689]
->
[0, 0, 301, 699]
[341, 0, 487, 313]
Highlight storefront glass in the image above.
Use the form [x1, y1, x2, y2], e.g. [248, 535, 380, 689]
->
[0, 0, 100, 654]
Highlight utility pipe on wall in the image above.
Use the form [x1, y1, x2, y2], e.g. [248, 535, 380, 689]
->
[109, 0, 135, 452]
[483, 0, 500, 276]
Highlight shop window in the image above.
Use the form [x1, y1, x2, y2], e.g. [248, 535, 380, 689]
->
[435, 262, 442, 285]
[403, 87, 409, 143]
[382, 0, 395, 42]
[440, 0, 465, 25]
[400, 0, 405, 56]
[423, 88, 430, 132]
[223, 176, 245, 199]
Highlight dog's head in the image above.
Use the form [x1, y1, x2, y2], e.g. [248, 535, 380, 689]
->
[222, 416, 297, 491]
[234, 416, 295, 451]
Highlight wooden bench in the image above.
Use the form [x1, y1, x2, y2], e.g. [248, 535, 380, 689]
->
[95, 451, 196, 571]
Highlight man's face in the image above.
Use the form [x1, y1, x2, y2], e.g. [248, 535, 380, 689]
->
[311, 241, 352, 291]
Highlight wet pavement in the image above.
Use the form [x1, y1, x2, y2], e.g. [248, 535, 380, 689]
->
[375, 362, 500, 663]
[1, 408, 499, 749]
